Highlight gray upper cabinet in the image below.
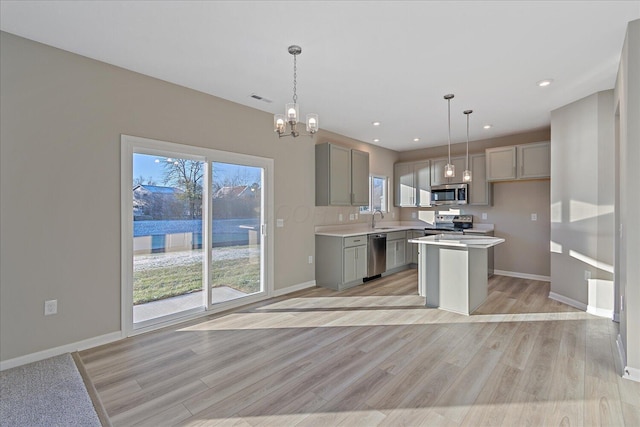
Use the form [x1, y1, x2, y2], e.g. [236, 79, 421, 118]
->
[486, 141, 550, 182]
[486, 146, 517, 181]
[431, 156, 466, 186]
[517, 141, 550, 179]
[351, 149, 370, 206]
[415, 161, 431, 207]
[316, 142, 370, 206]
[469, 153, 490, 205]
[394, 163, 415, 207]
[394, 160, 430, 207]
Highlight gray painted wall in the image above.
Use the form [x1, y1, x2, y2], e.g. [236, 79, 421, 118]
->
[550, 91, 615, 307]
[614, 19, 639, 377]
[0, 32, 320, 361]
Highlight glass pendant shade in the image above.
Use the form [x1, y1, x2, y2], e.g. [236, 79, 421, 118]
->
[463, 169, 472, 182]
[274, 114, 286, 134]
[285, 103, 299, 123]
[445, 163, 455, 178]
[306, 113, 319, 134]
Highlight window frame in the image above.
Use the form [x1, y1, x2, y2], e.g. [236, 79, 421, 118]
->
[360, 174, 388, 214]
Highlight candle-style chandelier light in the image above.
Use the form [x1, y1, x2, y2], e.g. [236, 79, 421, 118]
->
[274, 45, 318, 138]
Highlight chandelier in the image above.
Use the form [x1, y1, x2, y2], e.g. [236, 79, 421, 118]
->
[274, 45, 318, 138]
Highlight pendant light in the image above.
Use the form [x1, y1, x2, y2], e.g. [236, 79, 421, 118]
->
[274, 45, 318, 138]
[463, 109, 473, 182]
[444, 94, 455, 178]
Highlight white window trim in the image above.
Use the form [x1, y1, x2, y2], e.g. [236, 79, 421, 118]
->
[121, 134, 274, 337]
[360, 174, 389, 214]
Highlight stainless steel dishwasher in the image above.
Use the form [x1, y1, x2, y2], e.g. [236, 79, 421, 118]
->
[367, 233, 387, 279]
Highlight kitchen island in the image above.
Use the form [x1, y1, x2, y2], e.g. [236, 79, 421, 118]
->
[408, 234, 505, 315]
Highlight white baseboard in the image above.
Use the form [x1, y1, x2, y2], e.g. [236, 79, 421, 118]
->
[623, 366, 640, 382]
[493, 270, 551, 282]
[617, 334, 640, 382]
[0, 331, 122, 371]
[548, 292, 588, 311]
[587, 305, 614, 319]
[272, 280, 316, 297]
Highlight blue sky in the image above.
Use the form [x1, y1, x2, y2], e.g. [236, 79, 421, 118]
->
[133, 153, 260, 186]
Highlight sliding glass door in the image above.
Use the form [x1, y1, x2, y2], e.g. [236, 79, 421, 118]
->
[210, 162, 264, 304]
[122, 135, 272, 334]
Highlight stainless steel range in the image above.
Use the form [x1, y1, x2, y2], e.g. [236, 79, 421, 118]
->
[422, 214, 473, 236]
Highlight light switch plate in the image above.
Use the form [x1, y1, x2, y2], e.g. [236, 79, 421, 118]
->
[531, 213, 537, 221]
[482, 213, 488, 220]
[276, 219, 284, 228]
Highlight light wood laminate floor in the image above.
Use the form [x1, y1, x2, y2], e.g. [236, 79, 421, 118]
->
[80, 271, 640, 426]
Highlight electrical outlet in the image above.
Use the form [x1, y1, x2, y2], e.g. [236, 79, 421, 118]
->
[349, 214, 355, 221]
[412, 212, 417, 219]
[531, 213, 537, 221]
[338, 214, 343, 222]
[355, 214, 358, 220]
[308, 256, 313, 264]
[482, 213, 488, 220]
[276, 219, 284, 228]
[584, 270, 591, 280]
[44, 300, 57, 316]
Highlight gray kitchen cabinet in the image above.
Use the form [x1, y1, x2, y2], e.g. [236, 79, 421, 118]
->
[316, 142, 370, 206]
[469, 153, 490, 205]
[409, 231, 423, 265]
[343, 245, 367, 284]
[431, 156, 466, 186]
[394, 160, 430, 207]
[316, 234, 368, 290]
[395, 163, 415, 207]
[351, 149, 370, 206]
[385, 231, 407, 271]
[415, 161, 431, 207]
[486, 141, 550, 182]
[486, 146, 517, 181]
[517, 141, 550, 179]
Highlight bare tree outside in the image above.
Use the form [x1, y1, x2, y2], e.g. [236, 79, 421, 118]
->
[162, 159, 204, 219]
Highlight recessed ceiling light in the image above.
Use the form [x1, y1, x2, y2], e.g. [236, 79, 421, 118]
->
[373, 138, 380, 142]
[537, 79, 553, 87]
[372, 121, 381, 126]
[483, 124, 492, 129]
[413, 138, 420, 142]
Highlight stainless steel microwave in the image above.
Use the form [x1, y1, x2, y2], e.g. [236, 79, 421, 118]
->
[430, 183, 468, 206]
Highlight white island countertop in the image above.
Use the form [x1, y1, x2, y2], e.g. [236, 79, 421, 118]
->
[409, 234, 505, 248]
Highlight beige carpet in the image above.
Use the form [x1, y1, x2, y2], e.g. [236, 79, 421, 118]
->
[0, 353, 102, 426]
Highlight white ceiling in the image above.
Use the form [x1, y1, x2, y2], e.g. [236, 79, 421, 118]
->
[1, 1, 639, 151]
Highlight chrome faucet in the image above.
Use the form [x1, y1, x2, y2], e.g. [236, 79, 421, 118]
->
[372, 209, 384, 228]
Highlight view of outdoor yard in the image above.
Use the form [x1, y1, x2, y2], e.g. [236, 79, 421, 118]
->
[132, 153, 263, 323]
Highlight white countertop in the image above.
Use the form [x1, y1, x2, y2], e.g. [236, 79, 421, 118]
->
[315, 223, 494, 238]
[408, 234, 505, 248]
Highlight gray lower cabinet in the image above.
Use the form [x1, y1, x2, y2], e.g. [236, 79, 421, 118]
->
[386, 231, 407, 271]
[316, 235, 368, 290]
[408, 231, 423, 265]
